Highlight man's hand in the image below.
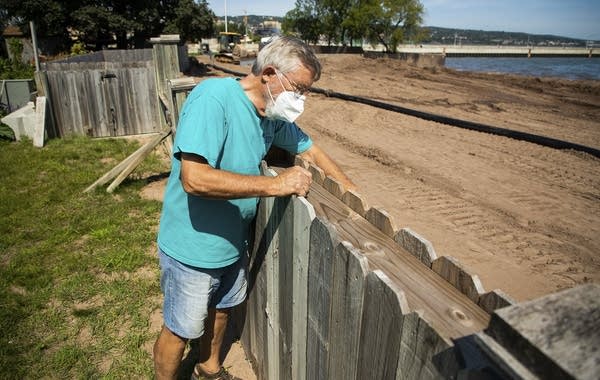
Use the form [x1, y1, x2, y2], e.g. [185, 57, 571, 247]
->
[277, 166, 313, 197]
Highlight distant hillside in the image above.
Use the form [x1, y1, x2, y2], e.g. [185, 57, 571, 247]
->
[422, 27, 587, 47]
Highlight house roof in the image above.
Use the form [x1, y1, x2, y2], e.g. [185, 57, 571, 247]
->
[3, 25, 24, 37]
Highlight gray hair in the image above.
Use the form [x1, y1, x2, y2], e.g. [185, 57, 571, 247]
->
[252, 36, 321, 81]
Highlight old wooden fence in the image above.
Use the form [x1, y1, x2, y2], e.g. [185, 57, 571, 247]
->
[36, 41, 188, 138]
[235, 158, 598, 380]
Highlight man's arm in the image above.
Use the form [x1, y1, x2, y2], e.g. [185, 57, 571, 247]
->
[298, 144, 357, 191]
[180, 153, 313, 199]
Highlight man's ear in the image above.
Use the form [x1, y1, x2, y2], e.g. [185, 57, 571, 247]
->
[261, 66, 277, 83]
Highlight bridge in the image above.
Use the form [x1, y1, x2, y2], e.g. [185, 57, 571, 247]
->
[395, 44, 598, 57]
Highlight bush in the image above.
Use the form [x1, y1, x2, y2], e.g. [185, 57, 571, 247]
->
[0, 58, 35, 80]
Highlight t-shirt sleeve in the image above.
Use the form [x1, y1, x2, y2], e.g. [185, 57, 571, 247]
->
[173, 93, 227, 167]
[272, 121, 313, 154]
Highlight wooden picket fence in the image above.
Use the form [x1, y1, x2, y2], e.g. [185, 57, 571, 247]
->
[236, 158, 597, 380]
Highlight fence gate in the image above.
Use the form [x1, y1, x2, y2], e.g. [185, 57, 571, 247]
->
[41, 50, 161, 137]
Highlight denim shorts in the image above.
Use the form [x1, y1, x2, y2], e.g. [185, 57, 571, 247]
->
[158, 248, 247, 339]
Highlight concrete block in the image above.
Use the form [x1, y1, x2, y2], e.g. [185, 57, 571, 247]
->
[1, 101, 36, 141]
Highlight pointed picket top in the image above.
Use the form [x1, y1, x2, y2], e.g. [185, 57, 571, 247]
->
[394, 228, 438, 268]
[365, 206, 398, 238]
[323, 176, 345, 199]
[295, 160, 503, 315]
[308, 163, 325, 185]
[478, 289, 516, 314]
[431, 256, 486, 303]
[341, 189, 369, 217]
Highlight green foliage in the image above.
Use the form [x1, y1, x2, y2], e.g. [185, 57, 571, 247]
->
[0, 0, 215, 52]
[0, 124, 15, 141]
[0, 58, 35, 80]
[69, 42, 87, 56]
[163, 0, 215, 42]
[283, 3, 322, 44]
[7, 38, 23, 60]
[284, 0, 425, 51]
[0, 137, 167, 378]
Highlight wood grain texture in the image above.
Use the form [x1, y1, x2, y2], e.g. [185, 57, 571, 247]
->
[357, 270, 408, 379]
[306, 217, 337, 380]
[291, 197, 315, 380]
[486, 284, 600, 380]
[394, 227, 438, 268]
[365, 206, 398, 237]
[431, 256, 485, 303]
[306, 181, 489, 340]
[308, 164, 325, 185]
[341, 189, 369, 217]
[43, 54, 160, 137]
[328, 241, 369, 380]
[478, 289, 516, 314]
[396, 312, 450, 379]
[322, 176, 345, 199]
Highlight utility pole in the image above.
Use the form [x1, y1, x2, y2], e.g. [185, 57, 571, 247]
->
[224, 0, 228, 33]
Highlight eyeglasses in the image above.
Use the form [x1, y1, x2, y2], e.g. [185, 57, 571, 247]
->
[277, 70, 310, 96]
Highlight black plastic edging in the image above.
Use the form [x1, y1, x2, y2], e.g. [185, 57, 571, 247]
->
[208, 63, 600, 158]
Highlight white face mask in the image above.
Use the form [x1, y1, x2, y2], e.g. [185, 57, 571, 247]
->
[265, 71, 306, 123]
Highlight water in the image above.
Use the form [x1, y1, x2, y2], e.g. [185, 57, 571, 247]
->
[445, 57, 600, 80]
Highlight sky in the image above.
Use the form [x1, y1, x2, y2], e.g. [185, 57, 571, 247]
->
[207, 0, 600, 40]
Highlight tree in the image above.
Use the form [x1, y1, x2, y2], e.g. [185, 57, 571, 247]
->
[163, 0, 214, 43]
[319, 0, 353, 45]
[0, 0, 215, 51]
[360, 0, 425, 53]
[282, 0, 321, 44]
[0, 0, 74, 50]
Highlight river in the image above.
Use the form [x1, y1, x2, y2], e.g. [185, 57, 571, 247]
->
[444, 57, 600, 80]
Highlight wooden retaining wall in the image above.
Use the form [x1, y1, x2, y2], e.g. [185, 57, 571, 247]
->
[238, 156, 598, 380]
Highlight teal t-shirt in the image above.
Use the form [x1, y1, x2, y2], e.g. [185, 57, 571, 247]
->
[157, 77, 313, 268]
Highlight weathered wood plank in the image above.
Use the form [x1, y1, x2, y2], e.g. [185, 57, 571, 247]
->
[277, 196, 293, 380]
[33, 96, 46, 147]
[105, 130, 170, 192]
[42, 51, 159, 137]
[365, 206, 398, 237]
[478, 289, 516, 314]
[357, 270, 408, 379]
[328, 241, 369, 380]
[306, 217, 337, 380]
[322, 176, 345, 199]
[396, 312, 450, 379]
[341, 189, 369, 217]
[308, 163, 325, 185]
[472, 332, 538, 379]
[245, 163, 274, 379]
[305, 181, 490, 340]
[265, 192, 281, 380]
[431, 256, 485, 303]
[393, 227, 437, 267]
[486, 284, 600, 380]
[291, 196, 315, 380]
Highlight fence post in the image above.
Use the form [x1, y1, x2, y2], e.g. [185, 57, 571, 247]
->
[151, 34, 182, 138]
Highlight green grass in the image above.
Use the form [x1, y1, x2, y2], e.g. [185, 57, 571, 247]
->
[0, 136, 170, 379]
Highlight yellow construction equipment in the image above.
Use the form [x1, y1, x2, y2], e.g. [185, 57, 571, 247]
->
[214, 32, 256, 64]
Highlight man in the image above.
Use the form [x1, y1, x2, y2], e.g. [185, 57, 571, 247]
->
[153, 36, 356, 380]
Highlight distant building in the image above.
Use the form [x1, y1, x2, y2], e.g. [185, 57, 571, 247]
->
[2, 25, 34, 63]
